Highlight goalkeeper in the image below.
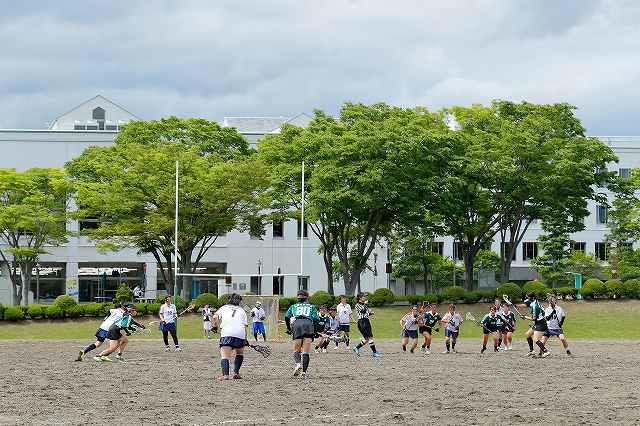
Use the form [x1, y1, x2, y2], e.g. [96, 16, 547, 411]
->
[250, 301, 267, 342]
[285, 290, 319, 378]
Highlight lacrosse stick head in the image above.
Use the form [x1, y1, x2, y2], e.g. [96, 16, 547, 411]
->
[502, 294, 513, 305]
[465, 311, 476, 322]
[250, 344, 272, 358]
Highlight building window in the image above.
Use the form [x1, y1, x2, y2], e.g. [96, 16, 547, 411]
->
[453, 242, 464, 261]
[92, 107, 105, 120]
[239, 282, 247, 291]
[522, 242, 538, 261]
[272, 221, 284, 238]
[297, 219, 308, 239]
[74, 124, 86, 130]
[298, 276, 309, 291]
[595, 242, 609, 261]
[572, 242, 586, 253]
[596, 205, 608, 224]
[272, 276, 284, 295]
[619, 168, 631, 179]
[250, 276, 262, 294]
[79, 219, 100, 232]
[86, 121, 98, 131]
[427, 242, 444, 256]
[500, 242, 517, 261]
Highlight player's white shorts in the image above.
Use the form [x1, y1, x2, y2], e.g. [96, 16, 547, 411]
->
[203, 321, 213, 331]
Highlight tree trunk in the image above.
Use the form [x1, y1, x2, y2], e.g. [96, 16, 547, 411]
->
[20, 263, 32, 307]
[180, 252, 193, 301]
[463, 253, 474, 291]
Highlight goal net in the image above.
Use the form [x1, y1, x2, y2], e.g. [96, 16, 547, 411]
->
[238, 295, 281, 341]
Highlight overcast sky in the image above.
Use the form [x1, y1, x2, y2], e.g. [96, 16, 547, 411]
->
[1, 0, 639, 134]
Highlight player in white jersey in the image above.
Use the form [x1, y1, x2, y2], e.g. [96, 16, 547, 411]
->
[400, 305, 420, 353]
[250, 301, 267, 342]
[202, 304, 214, 340]
[541, 296, 572, 356]
[441, 304, 463, 353]
[213, 293, 249, 380]
[76, 303, 126, 361]
[159, 296, 181, 352]
[336, 296, 352, 349]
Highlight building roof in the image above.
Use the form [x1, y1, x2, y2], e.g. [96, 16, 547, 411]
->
[48, 95, 140, 129]
[223, 113, 312, 133]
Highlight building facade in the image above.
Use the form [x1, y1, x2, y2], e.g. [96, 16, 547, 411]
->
[0, 96, 635, 303]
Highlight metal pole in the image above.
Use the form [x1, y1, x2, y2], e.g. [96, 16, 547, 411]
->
[300, 161, 305, 277]
[35, 263, 40, 304]
[174, 160, 179, 297]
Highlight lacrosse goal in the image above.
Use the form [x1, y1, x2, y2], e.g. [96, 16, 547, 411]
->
[238, 294, 281, 341]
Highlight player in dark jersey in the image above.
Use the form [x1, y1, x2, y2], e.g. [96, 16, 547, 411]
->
[499, 303, 516, 350]
[352, 293, 382, 358]
[522, 293, 550, 358]
[480, 306, 500, 353]
[314, 305, 331, 353]
[94, 305, 145, 362]
[419, 303, 441, 354]
[285, 290, 319, 378]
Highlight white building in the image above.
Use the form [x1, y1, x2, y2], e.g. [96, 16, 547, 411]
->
[0, 96, 385, 304]
[0, 96, 635, 303]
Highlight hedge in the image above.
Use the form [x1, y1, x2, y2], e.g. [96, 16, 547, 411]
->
[309, 291, 335, 307]
[134, 303, 148, 315]
[523, 280, 549, 298]
[83, 303, 104, 317]
[278, 297, 297, 311]
[623, 279, 640, 299]
[605, 279, 624, 299]
[44, 305, 63, 319]
[0, 303, 4, 320]
[368, 288, 395, 307]
[194, 293, 218, 310]
[147, 303, 161, 315]
[3, 306, 25, 321]
[444, 286, 466, 302]
[65, 305, 85, 318]
[54, 295, 77, 311]
[582, 278, 606, 299]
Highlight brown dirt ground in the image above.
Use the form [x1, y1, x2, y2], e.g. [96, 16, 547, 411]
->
[0, 339, 639, 425]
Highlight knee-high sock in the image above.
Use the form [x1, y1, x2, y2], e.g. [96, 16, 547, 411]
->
[527, 336, 534, 351]
[162, 331, 169, 346]
[452, 339, 457, 350]
[83, 343, 97, 354]
[302, 353, 310, 372]
[221, 358, 230, 376]
[293, 351, 301, 365]
[446, 341, 450, 351]
[170, 329, 179, 346]
[234, 354, 244, 373]
[536, 340, 547, 353]
[369, 341, 377, 353]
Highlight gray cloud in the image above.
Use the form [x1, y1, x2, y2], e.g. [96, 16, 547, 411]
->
[1, 0, 639, 134]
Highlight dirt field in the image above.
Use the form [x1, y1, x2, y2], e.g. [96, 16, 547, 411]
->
[1, 339, 639, 425]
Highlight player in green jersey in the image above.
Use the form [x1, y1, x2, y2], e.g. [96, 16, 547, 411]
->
[480, 306, 500, 353]
[418, 303, 441, 354]
[522, 292, 550, 358]
[285, 290, 319, 378]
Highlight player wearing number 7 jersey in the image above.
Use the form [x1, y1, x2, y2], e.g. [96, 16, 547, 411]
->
[285, 290, 319, 378]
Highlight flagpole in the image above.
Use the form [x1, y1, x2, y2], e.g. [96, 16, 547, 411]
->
[174, 160, 179, 297]
[300, 161, 305, 278]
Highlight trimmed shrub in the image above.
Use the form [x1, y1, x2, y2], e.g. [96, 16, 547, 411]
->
[155, 294, 168, 304]
[99, 302, 114, 316]
[173, 295, 188, 312]
[3, 306, 25, 321]
[20, 305, 29, 316]
[44, 305, 63, 319]
[134, 303, 148, 315]
[477, 289, 497, 302]
[581, 278, 606, 299]
[556, 287, 577, 299]
[0, 303, 4, 320]
[309, 291, 334, 307]
[497, 283, 522, 302]
[278, 297, 297, 311]
[83, 303, 103, 317]
[373, 288, 395, 304]
[27, 304, 45, 319]
[522, 280, 549, 299]
[218, 293, 231, 307]
[605, 279, 624, 299]
[66, 304, 85, 318]
[194, 293, 218, 310]
[147, 303, 161, 315]
[444, 286, 466, 302]
[54, 295, 77, 311]
[423, 293, 443, 304]
[623, 279, 640, 299]
[114, 284, 134, 303]
[463, 291, 482, 303]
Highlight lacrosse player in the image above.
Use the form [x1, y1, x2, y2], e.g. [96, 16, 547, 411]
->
[336, 295, 352, 349]
[213, 293, 248, 380]
[494, 299, 505, 349]
[522, 292, 550, 358]
[76, 302, 126, 361]
[419, 303, 441, 354]
[480, 306, 500, 353]
[285, 290, 319, 378]
[499, 303, 516, 350]
[542, 296, 572, 356]
[353, 293, 382, 358]
[441, 304, 463, 353]
[400, 305, 420, 353]
[319, 306, 340, 352]
[314, 305, 331, 353]
[202, 304, 214, 340]
[159, 296, 181, 352]
[250, 301, 267, 342]
[94, 305, 145, 362]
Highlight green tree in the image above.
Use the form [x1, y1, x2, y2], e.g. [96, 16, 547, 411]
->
[66, 117, 267, 300]
[0, 168, 71, 306]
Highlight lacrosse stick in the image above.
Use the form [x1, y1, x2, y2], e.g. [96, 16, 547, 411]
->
[501, 295, 526, 319]
[465, 312, 491, 332]
[246, 342, 272, 358]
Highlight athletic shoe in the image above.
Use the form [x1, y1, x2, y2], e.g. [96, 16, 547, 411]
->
[353, 347, 361, 357]
[442, 350, 450, 354]
[76, 350, 85, 362]
[372, 352, 383, 358]
[93, 356, 102, 362]
[566, 350, 573, 356]
[115, 354, 124, 361]
[481, 347, 486, 354]
[452, 349, 458, 353]
[217, 375, 229, 381]
[409, 348, 415, 354]
[322, 348, 327, 354]
[301, 372, 307, 380]
[232, 373, 242, 380]
[174, 347, 182, 352]
[207, 336, 212, 340]
[100, 356, 112, 362]
[314, 348, 319, 354]
[526, 351, 535, 357]
[164, 346, 171, 352]
[508, 345, 513, 351]
[293, 363, 302, 377]
[420, 347, 426, 353]
[541, 351, 551, 358]
[425, 349, 431, 355]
